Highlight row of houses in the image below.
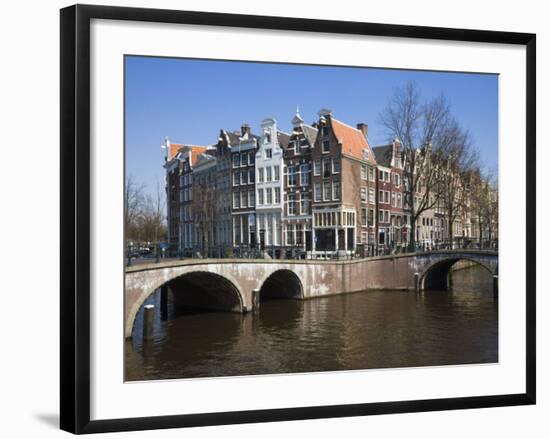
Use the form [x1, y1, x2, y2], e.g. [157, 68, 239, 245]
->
[163, 108, 495, 258]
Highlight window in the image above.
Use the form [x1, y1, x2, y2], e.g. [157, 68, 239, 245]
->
[322, 140, 330, 153]
[179, 175, 184, 187]
[394, 174, 401, 186]
[274, 187, 281, 204]
[368, 209, 374, 226]
[385, 191, 390, 204]
[321, 124, 329, 136]
[288, 165, 297, 186]
[264, 130, 271, 143]
[323, 181, 331, 201]
[248, 152, 255, 165]
[248, 169, 254, 184]
[258, 168, 264, 183]
[361, 165, 367, 180]
[379, 190, 384, 203]
[369, 188, 375, 204]
[286, 224, 295, 245]
[300, 163, 310, 186]
[266, 167, 272, 182]
[398, 193, 402, 208]
[301, 193, 311, 214]
[288, 194, 296, 215]
[322, 158, 330, 177]
[266, 187, 273, 204]
[314, 183, 321, 202]
[332, 158, 341, 174]
[391, 192, 396, 207]
[368, 167, 375, 182]
[379, 170, 384, 180]
[333, 181, 340, 200]
[361, 187, 367, 202]
[273, 165, 280, 181]
[314, 159, 321, 176]
[361, 231, 368, 244]
[265, 148, 272, 159]
[296, 224, 303, 245]
[240, 170, 247, 185]
[233, 192, 240, 209]
[240, 153, 247, 167]
[232, 154, 239, 168]
[233, 173, 239, 186]
[248, 190, 255, 207]
[258, 189, 264, 205]
[361, 208, 368, 226]
[241, 191, 247, 208]
[378, 210, 384, 222]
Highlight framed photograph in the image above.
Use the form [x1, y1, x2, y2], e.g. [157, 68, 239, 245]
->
[60, 4, 536, 434]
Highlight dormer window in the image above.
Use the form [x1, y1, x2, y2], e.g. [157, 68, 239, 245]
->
[322, 140, 330, 153]
[264, 130, 272, 144]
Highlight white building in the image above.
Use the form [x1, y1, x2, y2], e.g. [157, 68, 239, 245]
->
[255, 118, 287, 250]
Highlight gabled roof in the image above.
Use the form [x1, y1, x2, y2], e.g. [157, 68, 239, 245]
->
[330, 118, 376, 164]
[225, 130, 260, 146]
[302, 124, 319, 145]
[277, 131, 290, 148]
[372, 144, 393, 168]
[169, 143, 183, 160]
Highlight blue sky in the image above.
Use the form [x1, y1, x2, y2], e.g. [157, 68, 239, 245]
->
[125, 56, 498, 196]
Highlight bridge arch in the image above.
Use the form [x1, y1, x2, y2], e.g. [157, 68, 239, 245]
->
[258, 269, 304, 300]
[126, 270, 245, 339]
[420, 257, 494, 291]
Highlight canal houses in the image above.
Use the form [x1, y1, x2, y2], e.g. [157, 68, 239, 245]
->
[163, 108, 497, 258]
[255, 118, 288, 255]
[229, 125, 260, 247]
[373, 139, 408, 251]
[311, 109, 377, 258]
[162, 138, 208, 253]
[282, 109, 317, 256]
[191, 150, 218, 254]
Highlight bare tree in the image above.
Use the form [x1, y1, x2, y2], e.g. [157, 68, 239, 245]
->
[125, 176, 145, 243]
[125, 177, 167, 248]
[435, 119, 479, 246]
[379, 82, 449, 249]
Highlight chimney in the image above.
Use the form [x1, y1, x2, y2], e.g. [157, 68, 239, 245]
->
[357, 123, 368, 139]
[241, 123, 251, 137]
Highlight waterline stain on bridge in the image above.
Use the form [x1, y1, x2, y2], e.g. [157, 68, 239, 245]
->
[125, 264, 497, 381]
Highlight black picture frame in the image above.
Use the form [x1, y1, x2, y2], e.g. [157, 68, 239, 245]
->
[60, 4, 536, 434]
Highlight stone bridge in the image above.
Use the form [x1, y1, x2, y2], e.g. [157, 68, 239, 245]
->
[124, 250, 498, 338]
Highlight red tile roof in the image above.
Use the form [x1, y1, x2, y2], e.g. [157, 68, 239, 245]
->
[330, 118, 377, 165]
[189, 146, 208, 166]
[169, 143, 183, 160]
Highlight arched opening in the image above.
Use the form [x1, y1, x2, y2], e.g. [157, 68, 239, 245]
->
[422, 258, 493, 291]
[129, 271, 244, 340]
[259, 269, 303, 301]
[168, 271, 244, 314]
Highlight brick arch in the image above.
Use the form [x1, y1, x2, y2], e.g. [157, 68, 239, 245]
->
[258, 269, 304, 300]
[125, 266, 246, 339]
[420, 257, 494, 291]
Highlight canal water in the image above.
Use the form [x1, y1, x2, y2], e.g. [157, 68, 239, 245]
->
[125, 265, 497, 381]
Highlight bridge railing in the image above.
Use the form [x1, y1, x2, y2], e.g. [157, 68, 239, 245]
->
[125, 238, 498, 266]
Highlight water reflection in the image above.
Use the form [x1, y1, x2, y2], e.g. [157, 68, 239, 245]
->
[125, 265, 497, 381]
